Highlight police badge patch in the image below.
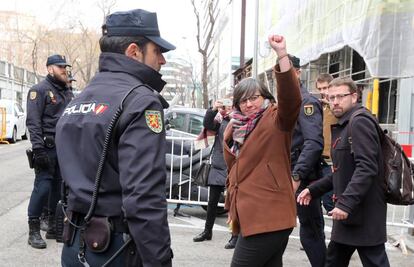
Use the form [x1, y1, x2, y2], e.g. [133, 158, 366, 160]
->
[30, 91, 37, 100]
[304, 104, 314, 116]
[145, 110, 163, 133]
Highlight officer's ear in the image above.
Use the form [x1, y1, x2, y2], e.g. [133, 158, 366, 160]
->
[125, 43, 143, 63]
[47, 65, 54, 75]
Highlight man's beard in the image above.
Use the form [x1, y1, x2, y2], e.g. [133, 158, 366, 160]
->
[52, 71, 67, 83]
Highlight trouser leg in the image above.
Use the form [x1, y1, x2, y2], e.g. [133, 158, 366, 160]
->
[205, 185, 224, 231]
[28, 170, 53, 218]
[231, 228, 293, 267]
[357, 244, 390, 267]
[325, 241, 355, 267]
[297, 183, 326, 267]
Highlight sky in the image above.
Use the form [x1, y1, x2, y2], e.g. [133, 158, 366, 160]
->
[1, 0, 199, 59]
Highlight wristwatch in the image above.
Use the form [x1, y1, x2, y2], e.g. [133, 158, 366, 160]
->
[291, 173, 301, 182]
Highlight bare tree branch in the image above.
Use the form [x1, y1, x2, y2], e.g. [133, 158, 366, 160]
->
[191, 0, 217, 108]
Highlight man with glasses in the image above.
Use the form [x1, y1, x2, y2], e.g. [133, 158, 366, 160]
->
[26, 54, 74, 249]
[289, 55, 325, 267]
[298, 77, 389, 266]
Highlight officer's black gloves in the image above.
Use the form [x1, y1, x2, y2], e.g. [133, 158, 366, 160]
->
[33, 148, 49, 170]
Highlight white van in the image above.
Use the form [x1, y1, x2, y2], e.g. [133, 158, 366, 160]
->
[0, 99, 27, 143]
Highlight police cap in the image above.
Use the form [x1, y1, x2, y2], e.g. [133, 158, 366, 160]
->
[46, 54, 71, 67]
[103, 9, 176, 53]
[288, 54, 300, 69]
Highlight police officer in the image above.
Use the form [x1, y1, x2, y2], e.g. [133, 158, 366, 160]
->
[55, 9, 174, 266]
[26, 54, 73, 249]
[289, 55, 326, 267]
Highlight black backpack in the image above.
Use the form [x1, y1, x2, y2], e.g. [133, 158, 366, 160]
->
[349, 108, 414, 205]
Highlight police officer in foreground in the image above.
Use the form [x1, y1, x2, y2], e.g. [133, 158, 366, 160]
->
[26, 54, 73, 249]
[55, 9, 174, 266]
[289, 55, 326, 266]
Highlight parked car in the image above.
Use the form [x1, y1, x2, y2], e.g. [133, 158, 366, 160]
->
[164, 107, 206, 137]
[0, 99, 27, 143]
[164, 107, 206, 155]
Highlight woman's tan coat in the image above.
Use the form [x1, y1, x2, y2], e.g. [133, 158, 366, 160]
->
[223, 65, 301, 237]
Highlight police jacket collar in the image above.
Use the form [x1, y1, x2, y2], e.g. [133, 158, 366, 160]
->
[337, 104, 363, 126]
[99, 52, 166, 93]
[46, 74, 67, 90]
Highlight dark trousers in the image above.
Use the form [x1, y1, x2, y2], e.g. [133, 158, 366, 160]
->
[325, 241, 390, 267]
[28, 148, 62, 218]
[61, 228, 126, 267]
[320, 165, 334, 213]
[231, 228, 292, 267]
[297, 183, 326, 267]
[205, 185, 224, 231]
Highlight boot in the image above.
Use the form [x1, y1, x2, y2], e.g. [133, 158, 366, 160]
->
[193, 229, 212, 242]
[28, 218, 47, 249]
[40, 214, 49, 232]
[224, 235, 238, 249]
[45, 214, 56, 239]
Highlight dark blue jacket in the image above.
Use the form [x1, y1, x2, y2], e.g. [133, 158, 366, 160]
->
[26, 75, 73, 149]
[55, 52, 172, 266]
[203, 108, 229, 186]
[291, 85, 323, 181]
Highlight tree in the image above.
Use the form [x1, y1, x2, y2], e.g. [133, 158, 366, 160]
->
[191, 0, 217, 109]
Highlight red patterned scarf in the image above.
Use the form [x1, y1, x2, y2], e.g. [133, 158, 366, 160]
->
[231, 102, 269, 156]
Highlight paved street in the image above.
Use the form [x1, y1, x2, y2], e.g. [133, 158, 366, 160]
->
[0, 140, 413, 266]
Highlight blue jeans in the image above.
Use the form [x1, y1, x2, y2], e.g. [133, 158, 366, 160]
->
[27, 147, 62, 218]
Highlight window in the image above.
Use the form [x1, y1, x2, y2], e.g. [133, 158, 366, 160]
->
[189, 115, 203, 135]
[167, 112, 186, 132]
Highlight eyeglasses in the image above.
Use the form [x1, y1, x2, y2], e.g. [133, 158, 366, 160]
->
[240, 95, 262, 105]
[328, 93, 353, 102]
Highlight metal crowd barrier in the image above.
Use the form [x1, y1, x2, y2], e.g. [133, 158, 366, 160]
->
[165, 135, 225, 208]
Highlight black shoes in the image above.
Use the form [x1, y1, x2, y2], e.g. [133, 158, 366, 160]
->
[224, 235, 238, 249]
[193, 230, 212, 242]
[28, 218, 47, 249]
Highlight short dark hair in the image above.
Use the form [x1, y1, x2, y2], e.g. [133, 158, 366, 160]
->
[316, 73, 333, 85]
[329, 77, 358, 94]
[99, 35, 150, 54]
[232, 77, 275, 111]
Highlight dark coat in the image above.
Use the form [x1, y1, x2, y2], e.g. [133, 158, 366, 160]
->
[223, 65, 301, 237]
[26, 75, 73, 149]
[56, 52, 172, 265]
[309, 104, 387, 246]
[291, 85, 323, 181]
[203, 108, 229, 186]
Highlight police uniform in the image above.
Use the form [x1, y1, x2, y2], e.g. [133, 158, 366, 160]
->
[26, 54, 73, 249]
[291, 84, 325, 267]
[56, 9, 174, 267]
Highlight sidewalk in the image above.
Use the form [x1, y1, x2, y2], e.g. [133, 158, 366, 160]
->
[1, 200, 413, 266]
